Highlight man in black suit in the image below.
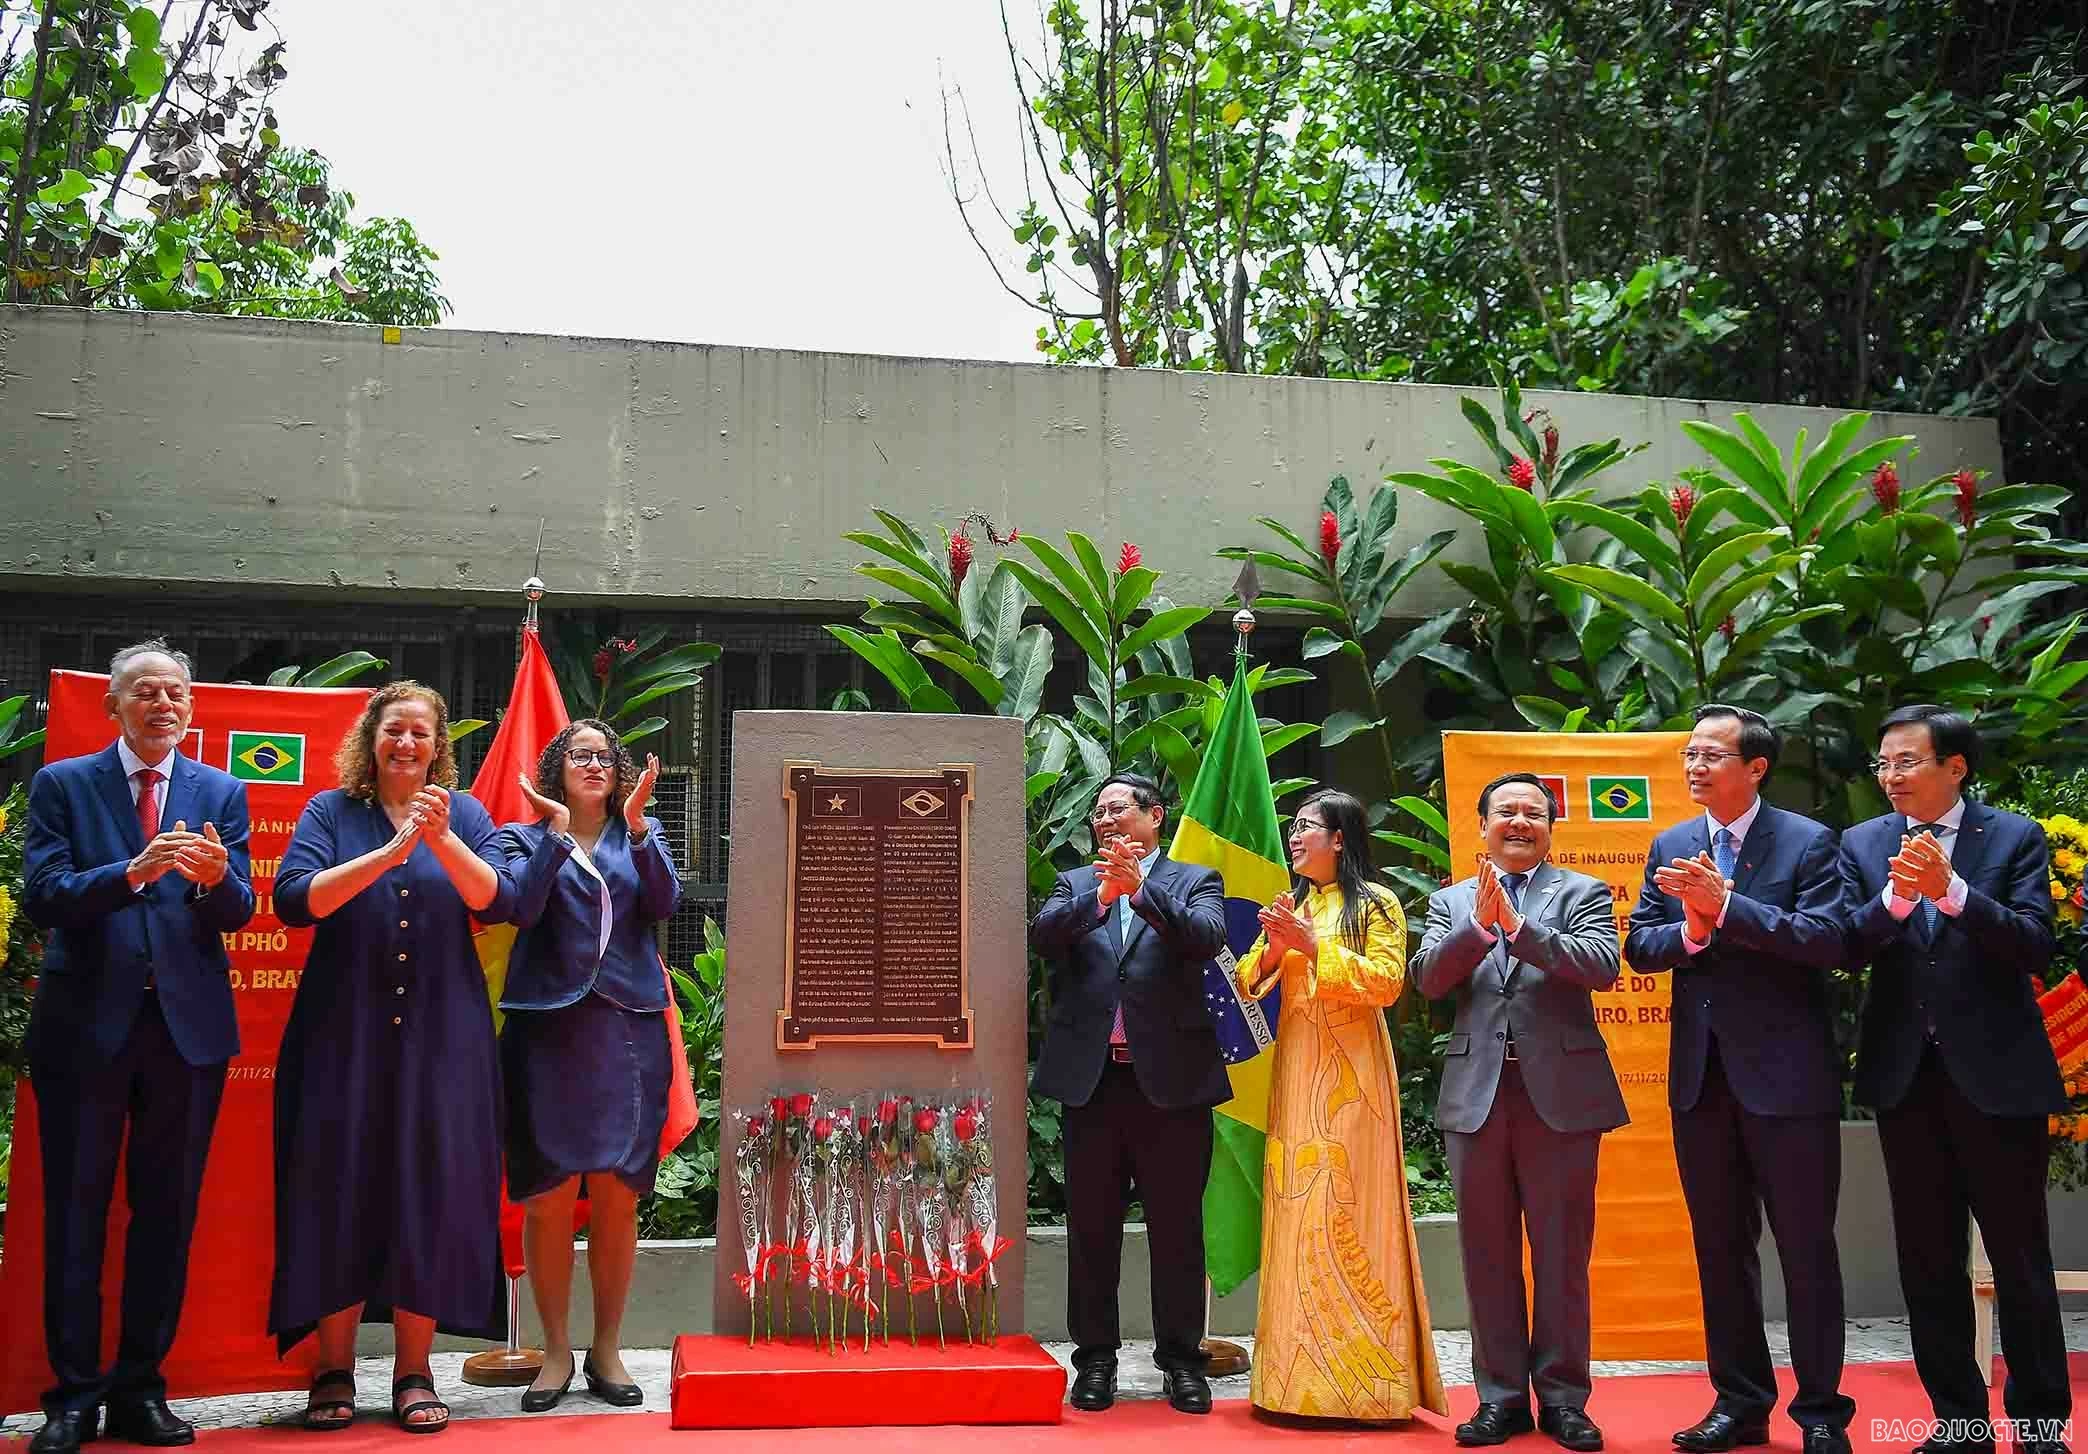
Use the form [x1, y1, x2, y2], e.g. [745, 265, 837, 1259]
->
[1031, 772, 1230, 1416]
[21, 641, 254, 1453]
[1626, 705, 1854, 1454]
[1840, 705, 2070, 1454]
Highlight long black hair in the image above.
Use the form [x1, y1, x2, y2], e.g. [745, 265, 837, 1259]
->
[1290, 787, 1396, 952]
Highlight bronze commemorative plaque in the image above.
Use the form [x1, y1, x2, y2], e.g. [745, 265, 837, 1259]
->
[776, 762, 974, 1049]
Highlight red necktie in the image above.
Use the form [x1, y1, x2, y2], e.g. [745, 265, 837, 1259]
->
[136, 768, 161, 842]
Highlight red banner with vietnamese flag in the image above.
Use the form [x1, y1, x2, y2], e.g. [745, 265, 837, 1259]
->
[0, 673, 369, 1414]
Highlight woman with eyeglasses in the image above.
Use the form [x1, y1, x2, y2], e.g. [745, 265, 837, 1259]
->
[494, 719, 678, 1411]
[272, 683, 514, 1434]
[1232, 788, 1447, 1423]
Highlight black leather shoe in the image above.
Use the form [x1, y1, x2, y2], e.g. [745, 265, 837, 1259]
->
[1800, 1427, 1851, 1454]
[581, 1351, 643, 1407]
[103, 1397, 192, 1447]
[29, 1407, 99, 1454]
[1673, 1411, 1771, 1452]
[1541, 1405, 1605, 1451]
[1163, 1368, 1212, 1415]
[1069, 1362, 1116, 1412]
[519, 1350, 575, 1413]
[1458, 1403, 1538, 1446]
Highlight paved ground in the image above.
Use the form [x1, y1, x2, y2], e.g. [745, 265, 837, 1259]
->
[8, 1312, 2088, 1435]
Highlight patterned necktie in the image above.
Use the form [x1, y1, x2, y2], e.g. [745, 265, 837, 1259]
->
[1712, 827, 1736, 882]
[1109, 891, 1132, 1045]
[135, 768, 161, 842]
[1502, 871, 1527, 914]
[1912, 823, 1948, 935]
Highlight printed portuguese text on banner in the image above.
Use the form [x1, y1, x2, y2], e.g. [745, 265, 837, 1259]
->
[1170, 656, 1290, 1296]
[1441, 729, 1703, 1360]
[0, 674, 369, 1413]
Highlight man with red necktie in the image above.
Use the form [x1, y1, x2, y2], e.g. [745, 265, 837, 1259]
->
[21, 640, 254, 1454]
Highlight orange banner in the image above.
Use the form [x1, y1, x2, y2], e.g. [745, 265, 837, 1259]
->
[2039, 975, 2088, 1078]
[1441, 729, 1703, 1360]
[0, 672, 370, 1414]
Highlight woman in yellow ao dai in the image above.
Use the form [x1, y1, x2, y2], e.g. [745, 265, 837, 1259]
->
[1234, 788, 1447, 1422]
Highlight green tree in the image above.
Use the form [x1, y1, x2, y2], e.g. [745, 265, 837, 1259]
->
[960, 0, 2085, 491]
[3, 0, 448, 324]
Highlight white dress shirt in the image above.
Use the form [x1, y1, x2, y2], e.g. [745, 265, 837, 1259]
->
[116, 738, 178, 805]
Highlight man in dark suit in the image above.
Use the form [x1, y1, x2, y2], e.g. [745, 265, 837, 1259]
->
[1416, 772, 1627, 1452]
[1839, 705, 2070, 1454]
[1625, 705, 1853, 1454]
[1031, 772, 1230, 1416]
[21, 641, 254, 1453]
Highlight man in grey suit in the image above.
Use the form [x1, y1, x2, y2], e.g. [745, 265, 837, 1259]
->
[1415, 772, 1628, 1452]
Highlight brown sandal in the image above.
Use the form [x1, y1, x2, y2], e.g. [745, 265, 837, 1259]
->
[301, 1368, 356, 1431]
[391, 1374, 450, 1435]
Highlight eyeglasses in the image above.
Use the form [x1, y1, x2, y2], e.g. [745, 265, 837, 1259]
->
[1287, 817, 1330, 838]
[1870, 755, 1939, 777]
[1680, 749, 1740, 766]
[1089, 801, 1145, 826]
[565, 749, 617, 768]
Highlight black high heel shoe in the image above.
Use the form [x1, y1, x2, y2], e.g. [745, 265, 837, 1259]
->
[519, 1351, 576, 1413]
[582, 1351, 643, 1407]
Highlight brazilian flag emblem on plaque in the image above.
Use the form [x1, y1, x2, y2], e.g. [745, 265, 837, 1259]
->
[229, 731, 305, 785]
[1588, 775, 1652, 822]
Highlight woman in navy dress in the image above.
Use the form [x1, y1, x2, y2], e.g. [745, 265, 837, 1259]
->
[497, 718, 679, 1411]
[272, 682, 512, 1434]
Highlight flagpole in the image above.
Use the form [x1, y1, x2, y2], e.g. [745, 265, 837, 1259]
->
[1200, 596, 1257, 1382]
[460, 562, 552, 1390]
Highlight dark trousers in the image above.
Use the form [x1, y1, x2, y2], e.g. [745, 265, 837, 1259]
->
[1672, 1040, 1852, 1432]
[1877, 1045, 2071, 1431]
[1063, 1060, 1213, 1371]
[31, 992, 226, 1416]
[1445, 1059, 1603, 1411]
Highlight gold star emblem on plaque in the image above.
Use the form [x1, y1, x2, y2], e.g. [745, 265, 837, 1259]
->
[827, 795, 848, 811]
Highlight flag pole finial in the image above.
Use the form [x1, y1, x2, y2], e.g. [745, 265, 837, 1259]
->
[1229, 558, 1261, 667]
[523, 519, 547, 631]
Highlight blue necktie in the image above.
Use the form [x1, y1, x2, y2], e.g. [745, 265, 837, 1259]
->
[1503, 871, 1527, 914]
[1913, 824, 1946, 935]
[1712, 827, 1736, 882]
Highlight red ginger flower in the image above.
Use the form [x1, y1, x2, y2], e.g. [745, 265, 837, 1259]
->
[1507, 457, 1536, 491]
[1718, 615, 1736, 642]
[1871, 461, 1902, 514]
[1542, 423, 1560, 477]
[1953, 468, 1978, 528]
[1318, 509, 1341, 565]
[1668, 483, 1696, 526]
[592, 648, 612, 681]
[912, 1108, 938, 1135]
[949, 529, 974, 588]
[1117, 541, 1143, 575]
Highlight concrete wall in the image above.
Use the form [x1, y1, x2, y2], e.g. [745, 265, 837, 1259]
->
[372, 1122, 2088, 1353]
[0, 307, 2007, 615]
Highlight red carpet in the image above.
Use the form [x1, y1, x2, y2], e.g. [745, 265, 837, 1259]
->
[26, 1355, 2086, 1451]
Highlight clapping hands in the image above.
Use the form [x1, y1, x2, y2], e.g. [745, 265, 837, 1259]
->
[1654, 850, 1729, 941]
[1889, 830, 1952, 902]
[624, 753, 660, 836]
[1473, 855, 1523, 937]
[1254, 890, 1319, 995]
[517, 773, 571, 837]
[134, 820, 232, 888]
[1094, 835, 1146, 906]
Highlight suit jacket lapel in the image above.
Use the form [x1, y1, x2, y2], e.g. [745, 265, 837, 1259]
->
[1117, 854, 1161, 964]
[1500, 861, 1561, 992]
[1730, 807, 1774, 898]
[1946, 801, 1992, 893]
[159, 752, 201, 839]
[96, 744, 145, 855]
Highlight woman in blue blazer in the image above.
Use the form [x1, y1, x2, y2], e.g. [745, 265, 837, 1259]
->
[497, 718, 680, 1411]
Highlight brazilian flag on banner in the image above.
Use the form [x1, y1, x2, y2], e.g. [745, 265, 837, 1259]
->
[1169, 655, 1291, 1295]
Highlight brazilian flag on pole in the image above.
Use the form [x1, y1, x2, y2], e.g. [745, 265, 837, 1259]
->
[1169, 654, 1291, 1294]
